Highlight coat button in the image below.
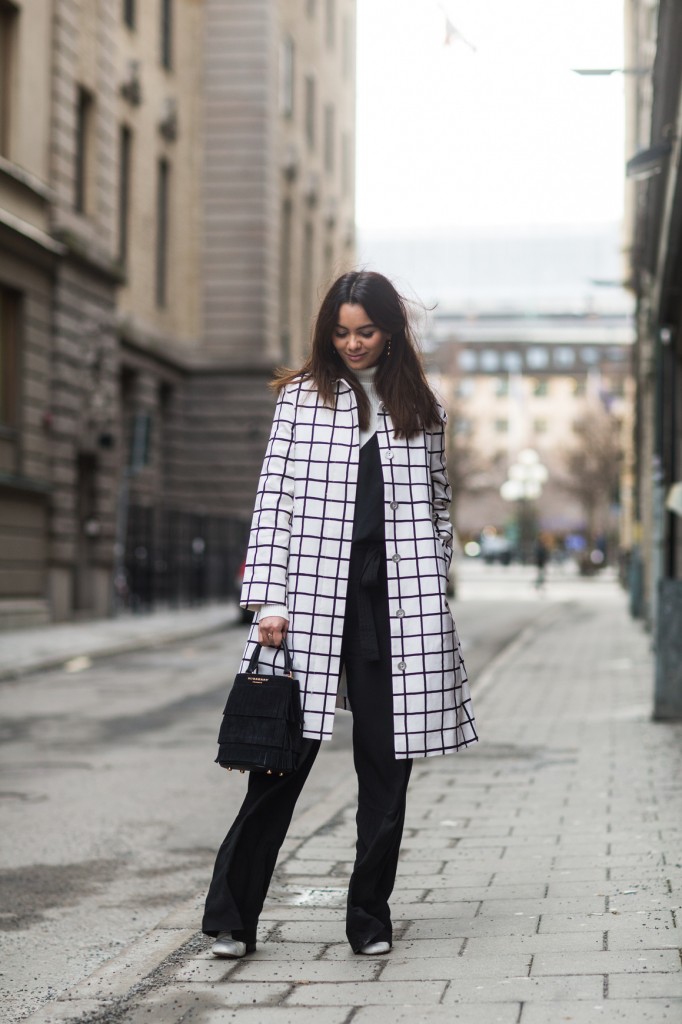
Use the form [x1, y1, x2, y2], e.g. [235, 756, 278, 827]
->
[432, 511, 439, 521]
[396, 608, 405, 618]
[390, 501, 398, 510]
[398, 661, 406, 671]
[386, 451, 394, 460]
[392, 554, 401, 563]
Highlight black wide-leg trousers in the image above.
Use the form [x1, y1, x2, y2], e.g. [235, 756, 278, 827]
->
[202, 544, 412, 952]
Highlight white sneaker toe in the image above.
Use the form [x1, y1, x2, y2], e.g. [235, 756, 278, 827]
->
[211, 933, 247, 959]
[359, 940, 391, 955]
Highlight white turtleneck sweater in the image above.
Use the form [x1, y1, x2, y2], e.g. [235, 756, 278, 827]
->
[259, 366, 380, 624]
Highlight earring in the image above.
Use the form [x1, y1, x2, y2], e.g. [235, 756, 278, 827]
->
[386, 337, 392, 356]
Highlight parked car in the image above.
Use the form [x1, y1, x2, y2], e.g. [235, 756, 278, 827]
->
[479, 533, 513, 565]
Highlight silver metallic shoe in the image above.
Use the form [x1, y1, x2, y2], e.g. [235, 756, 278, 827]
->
[211, 932, 249, 959]
[359, 940, 391, 955]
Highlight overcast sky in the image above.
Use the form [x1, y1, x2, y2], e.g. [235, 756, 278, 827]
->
[355, 0, 627, 233]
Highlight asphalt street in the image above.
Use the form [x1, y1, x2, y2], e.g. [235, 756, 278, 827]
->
[0, 562, 598, 1021]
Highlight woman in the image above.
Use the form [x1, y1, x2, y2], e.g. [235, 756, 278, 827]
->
[202, 270, 478, 958]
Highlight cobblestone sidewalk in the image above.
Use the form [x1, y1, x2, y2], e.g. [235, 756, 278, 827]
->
[24, 589, 682, 1023]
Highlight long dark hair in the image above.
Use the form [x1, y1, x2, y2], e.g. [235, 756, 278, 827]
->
[272, 271, 441, 438]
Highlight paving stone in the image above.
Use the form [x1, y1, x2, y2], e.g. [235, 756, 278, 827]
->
[607, 973, 682, 999]
[173, 957, 242, 983]
[228, 959, 380, 982]
[463, 932, 607, 956]
[391, 900, 479, 920]
[479, 897, 607, 916]
[380, 953, 531, 981]
[284, 980, 447, 1005]
[531, 950, 681, 975]
[353, 1006, 521, 1024]
[321, 939, 464, 960]
[538, 911, 674, 934]
[403, 917, 538, 940]
[277, 921, 351, 943]
[607, 928, 682, 951]
[520, 999, 682, 1023]
[260, 906, 346, 921]
[441, 974, 604, 1003]
[424, 884, 547, 901]
[402, 872, 495, 889]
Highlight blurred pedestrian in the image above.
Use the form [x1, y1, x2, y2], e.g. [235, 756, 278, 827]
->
[202, 270, 478, 959]
[534, 536, 549, 589]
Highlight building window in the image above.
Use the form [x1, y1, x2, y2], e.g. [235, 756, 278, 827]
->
[571, 376, 587, 397]
[494, 375, 508, 397]
[502, 351, 522, 372]
[342, 15, 354, 80]
[160, 0, 173, 69]
[459, 350, 477, 371]
[554, 346, 575, 367]
[341, 132, 352, 197]
[325, 0, 335, 48]
[123, 0, 135, 29]
[323, 104, 335, 173]
[533, 378, 549, 397]
[155, 158, 170, 308]
[494, 418, 508, 434]
[304, 75, 316, 148]
[129, 411, 152, 470]
[279, 37, 295, 117]
[75, 87, 94, 214]
[454, 417, 472, 436]
[279, 199, 293, 362]
[533, 418, 548, 434]
[301, 221, 314, 333]
[526, 346, 549, 369]
[0, 1, 18, 158]
[0, 285, 20, 428]
[580, 346, 599, 364]
[456, 378, 475, 398]
[118, 126, 132, 266]
[480, 350, 499, 372]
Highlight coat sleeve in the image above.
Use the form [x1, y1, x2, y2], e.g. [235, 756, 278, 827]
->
[429, 408, 454, 570]
[241, 387, 296, 611]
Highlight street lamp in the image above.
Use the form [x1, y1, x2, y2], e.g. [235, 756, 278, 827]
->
[500, 449, 549, 562]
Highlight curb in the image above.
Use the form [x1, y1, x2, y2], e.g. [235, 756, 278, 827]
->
[0, 608, 241, 683]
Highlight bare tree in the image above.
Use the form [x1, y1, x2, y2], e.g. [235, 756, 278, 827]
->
[446, 424, 500, 531]
[562, 405, 623, 541]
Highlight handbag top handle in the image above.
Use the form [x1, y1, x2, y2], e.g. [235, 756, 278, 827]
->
[246, 638, 294, 677]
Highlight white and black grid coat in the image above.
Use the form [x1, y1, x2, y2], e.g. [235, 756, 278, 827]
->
[240, 376, 478, 759]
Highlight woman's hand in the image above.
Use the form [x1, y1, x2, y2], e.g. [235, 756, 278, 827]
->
[258, 616, 289, 648]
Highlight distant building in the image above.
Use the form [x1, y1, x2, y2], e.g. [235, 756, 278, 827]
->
[430, 311, 633, 544]
[0, 0, 356, 626]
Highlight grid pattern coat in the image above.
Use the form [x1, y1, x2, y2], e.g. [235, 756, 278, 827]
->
[240, 377, 478, 759]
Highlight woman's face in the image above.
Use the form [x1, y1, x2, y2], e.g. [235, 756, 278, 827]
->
[332, 303, 390, 372]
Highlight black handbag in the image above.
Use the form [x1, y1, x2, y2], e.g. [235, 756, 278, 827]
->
[216, 640, 303, 776]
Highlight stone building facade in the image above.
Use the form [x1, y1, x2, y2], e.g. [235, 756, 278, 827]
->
[0, 0, 356, 625]
[625, 0, 682, 717]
